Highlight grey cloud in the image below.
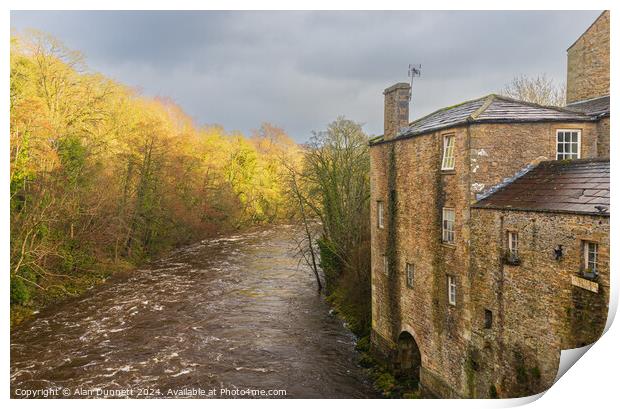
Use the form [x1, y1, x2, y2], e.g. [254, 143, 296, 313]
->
[11, 10, 601, 141]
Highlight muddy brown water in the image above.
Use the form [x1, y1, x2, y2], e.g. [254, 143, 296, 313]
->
[10, 225, 379, 398]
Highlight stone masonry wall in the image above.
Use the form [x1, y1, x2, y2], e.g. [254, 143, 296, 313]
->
[370, 124, 474, 398]
[468, 209, 610, 398]
[469, 121, 600, 201]
[566, 11, 610, 104]
[597, 117, 610, 158]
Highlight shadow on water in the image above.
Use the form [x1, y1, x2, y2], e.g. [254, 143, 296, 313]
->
[10, 225, 379, 398]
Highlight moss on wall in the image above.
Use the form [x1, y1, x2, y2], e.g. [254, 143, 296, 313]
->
[568, 285, 607, 347]
[386, 144, 401, 338]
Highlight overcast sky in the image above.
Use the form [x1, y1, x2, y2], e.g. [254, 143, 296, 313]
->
[11, 10, 601, 142]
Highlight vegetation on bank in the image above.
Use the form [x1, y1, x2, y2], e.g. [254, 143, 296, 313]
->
[285, 118, 371, 329]
[10, 31, 301, 326]
[286, 118, 418, 398]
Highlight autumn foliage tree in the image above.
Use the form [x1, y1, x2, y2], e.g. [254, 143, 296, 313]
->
[10, 31, 300, 323]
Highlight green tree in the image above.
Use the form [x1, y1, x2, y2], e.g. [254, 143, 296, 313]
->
[288, 117, 372, 335]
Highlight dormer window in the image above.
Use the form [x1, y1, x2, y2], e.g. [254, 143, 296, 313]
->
[556, 130, 581, 160]
[441, 134, 456, 170]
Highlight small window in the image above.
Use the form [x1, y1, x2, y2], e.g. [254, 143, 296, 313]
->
[447, 275, 456, 306]
[406, 263, 414, 288]
[383, 255, 389, 275]
[583, 241, 598, 273]
[377, 201, 384, 229]
[556, 130, 581, 160]
[441, 134, 455, 170]
[508, 231, 518, 257]
[484, 309, 493, 329]
[442, 208, 455, 244]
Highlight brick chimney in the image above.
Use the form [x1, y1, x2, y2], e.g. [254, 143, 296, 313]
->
[383, 82, 411, 141]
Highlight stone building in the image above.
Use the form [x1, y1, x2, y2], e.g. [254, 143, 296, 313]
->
[369, 11, 610, 398]
[566, 11, 610, 104]
[468, 159, 609, 397]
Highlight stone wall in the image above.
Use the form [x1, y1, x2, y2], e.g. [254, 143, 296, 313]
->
[469, 121, 600, 201]
[468, 209, 610, 398]
[597, 117, 610, 158]
[566, 11, 610, 104]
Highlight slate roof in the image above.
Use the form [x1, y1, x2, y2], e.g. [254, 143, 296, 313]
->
[565, 95, 610, 118]
[396, 96, 488, 137]
[472, 159, 610, 216]
[371, 94, 596, 145]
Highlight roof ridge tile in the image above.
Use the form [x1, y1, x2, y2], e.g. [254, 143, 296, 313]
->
[469, 95, 496, 121]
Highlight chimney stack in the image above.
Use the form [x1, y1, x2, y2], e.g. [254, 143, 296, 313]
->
[383, 82, 411, 141]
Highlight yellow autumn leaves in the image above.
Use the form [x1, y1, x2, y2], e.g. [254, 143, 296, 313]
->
[10, 30, 302, 315]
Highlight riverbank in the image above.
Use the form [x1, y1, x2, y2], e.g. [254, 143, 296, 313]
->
[326, 287, 420, 398]
[10, 225, 244, 328]
[10, 259, 132, 328]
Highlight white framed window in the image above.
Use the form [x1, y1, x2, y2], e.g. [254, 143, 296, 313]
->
[441, 134, 456, 170]
[583, 241, 598, 272]
[508, 231, 519, 257]
[448, 275, 457, 306]
[556, 129, 581, 160]
[406, 263, 414, 288]
[377, 201, 384, 229]
[442, 208, 455, 244]
[383, 255, 389, 275]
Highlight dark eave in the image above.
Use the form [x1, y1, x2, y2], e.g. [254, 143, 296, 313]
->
[565, 95, 610, 118]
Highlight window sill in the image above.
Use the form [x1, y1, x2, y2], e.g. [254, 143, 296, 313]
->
[441, 169, 456, 175]
[503, 259, 521, 267]
[441, 242, 456, 249]
[580, 270, 599, 281]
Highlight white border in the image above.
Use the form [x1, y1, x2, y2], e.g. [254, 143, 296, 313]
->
[3, 2, 617, 408]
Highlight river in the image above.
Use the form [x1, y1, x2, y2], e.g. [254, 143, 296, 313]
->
[10, 225, 379, 398]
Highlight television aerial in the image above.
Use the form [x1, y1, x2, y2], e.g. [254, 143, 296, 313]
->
[407, 64, 422, 101]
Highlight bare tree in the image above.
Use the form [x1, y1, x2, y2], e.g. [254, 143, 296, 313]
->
[501, 74, 566, 107]
[283, 159, 322, 292]
[284, 117, 370, 295]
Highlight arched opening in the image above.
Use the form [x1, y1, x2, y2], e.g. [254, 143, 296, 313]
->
[396, 331, 421, 382]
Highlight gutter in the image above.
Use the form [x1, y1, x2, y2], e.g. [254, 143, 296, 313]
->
[470, 205, 610, 218]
